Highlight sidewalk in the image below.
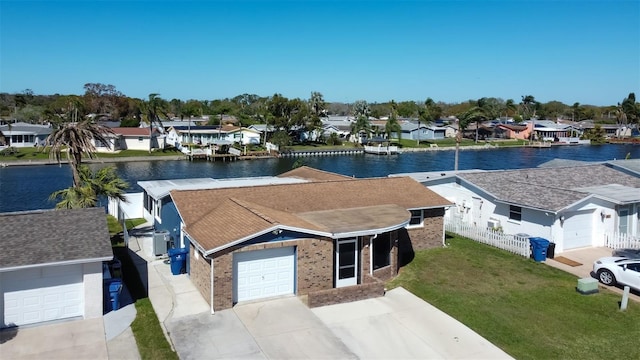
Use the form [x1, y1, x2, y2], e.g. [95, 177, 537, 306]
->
[126, 229, 209, 350]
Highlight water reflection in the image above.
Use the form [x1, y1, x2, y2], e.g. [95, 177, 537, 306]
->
[1, 144, 638, 212]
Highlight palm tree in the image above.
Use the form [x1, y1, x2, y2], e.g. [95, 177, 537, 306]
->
[460, 98, 496, 143]
[49, 165, 128, 209]
[49, 186, 97, 209]
[520, 95, 537, 120]
[351, 100, 371, 144]
[139, 93, 168, 153]
[504, 99, 517, 119]
[419, 98, 442, 145]
[385, 100, 401, 141]
[43, 120, 115, 188]
[309, 91, 326, 118]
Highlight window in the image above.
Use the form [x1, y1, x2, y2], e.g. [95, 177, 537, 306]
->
[509, 206, 522, 222]
[373, 234, 392, 270]
[138, 137, 144, 142]
[409, 209, 424, 227]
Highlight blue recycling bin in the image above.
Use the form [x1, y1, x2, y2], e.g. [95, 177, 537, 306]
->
[108, 280, 123, 311]
[168, 247, 188, 275]
[529, 237, 550, 262]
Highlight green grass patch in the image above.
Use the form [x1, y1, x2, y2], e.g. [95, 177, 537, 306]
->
[112, 245, 176, 360]
[288, 142, 359, 151]
[388, 235, 640, 360]
[107, 215, 147, 236]
[0, 147, 183, 161]
[97, 149, 183, 158]
[131, 298, 178, 360]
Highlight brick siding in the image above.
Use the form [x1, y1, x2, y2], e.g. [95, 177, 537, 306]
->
[307, 275, 385, 307]
[189, 244, 211, 305]
[189, 212, 444, 311]
[408, 208, 445, 251]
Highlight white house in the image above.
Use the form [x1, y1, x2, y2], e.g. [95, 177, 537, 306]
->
[395, 160, 640, 254]
[166, 125, 260, 149]
[0, 122, 52, 147]
[93, 127, 164, 152]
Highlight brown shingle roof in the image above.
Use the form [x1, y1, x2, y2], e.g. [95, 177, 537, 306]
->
[278, 166, 354, 181]
[171, 176, 451, 253]
[111, 127, 158, 136]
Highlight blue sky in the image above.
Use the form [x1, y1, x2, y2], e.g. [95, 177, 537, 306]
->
[1, 1, 638, 106]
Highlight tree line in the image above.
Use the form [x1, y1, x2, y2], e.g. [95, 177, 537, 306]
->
[1, 84, 639, 129]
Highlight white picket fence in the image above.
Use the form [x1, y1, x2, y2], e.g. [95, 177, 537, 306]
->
[444, 217, 531, 258]
[604, 232, 640, 250]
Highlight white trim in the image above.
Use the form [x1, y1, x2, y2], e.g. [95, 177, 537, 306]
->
[0, 257, 113, 273]
[203, 221, 410, 256]
[336, 237, 358, 288]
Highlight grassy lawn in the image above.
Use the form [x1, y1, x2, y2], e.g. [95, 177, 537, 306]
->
[288, 142, 359, 151]
[112, 245, 177, 359]
[0, 147, 183, 161]
[131, 298, 178, 360]
[388, 235, 640, 360]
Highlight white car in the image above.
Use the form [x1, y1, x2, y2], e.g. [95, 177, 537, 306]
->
[593, 257, 640, 291]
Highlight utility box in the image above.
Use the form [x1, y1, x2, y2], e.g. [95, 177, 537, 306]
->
[153, 230, 170, 256]
[576, 278, 599, 295]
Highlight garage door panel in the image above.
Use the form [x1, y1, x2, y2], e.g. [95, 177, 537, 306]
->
[234, 247, 295, 303]
[563, 210, 594, 250]
[2, 265, 84, 327]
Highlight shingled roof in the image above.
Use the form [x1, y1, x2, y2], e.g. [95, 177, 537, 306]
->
[458, 164, 640, 212]
[277, 166, 354, 181]
[171, 176, 451, 253]
[0, 208, 113, 271]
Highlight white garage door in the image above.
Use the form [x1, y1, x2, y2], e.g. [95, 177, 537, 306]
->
[2, 264, 84, 327]
[234, 247, 295, 303]
[563, 210, 594, 250]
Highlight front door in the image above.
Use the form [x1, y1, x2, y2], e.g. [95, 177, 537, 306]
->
[336, 238, 358, 287]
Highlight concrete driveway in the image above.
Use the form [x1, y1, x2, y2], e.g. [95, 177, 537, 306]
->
[0, 317, 109, 359]
[167, 288, 511, 360]
[546, 247, 640, 302]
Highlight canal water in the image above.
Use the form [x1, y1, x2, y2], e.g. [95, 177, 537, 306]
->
[1, 144, 638, 213]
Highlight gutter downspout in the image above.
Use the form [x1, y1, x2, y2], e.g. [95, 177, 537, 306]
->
[442, 220, 447, 247]
[369, 234, 377, 276]
[210, 256, 215, 315]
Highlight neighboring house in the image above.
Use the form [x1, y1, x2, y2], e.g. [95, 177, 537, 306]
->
[0, 208, 112, 328]
[495, 124, 531, 140]
[444, 123, 458, 138]
[321, 124, 350, 139]
[93, 127, 164, 152]
[0, 122, 52, 147]
[406, 161, 640, 254]
[574, 120, 633, 138]
[531, 120, 584, 142]
[124, 175, 312, 243]
[400, 122, 446, 141]
[168, 170, 451, 311]
[166, 125, 259, 148]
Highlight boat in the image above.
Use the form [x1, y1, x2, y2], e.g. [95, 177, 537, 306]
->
[363, 137, 399, 155]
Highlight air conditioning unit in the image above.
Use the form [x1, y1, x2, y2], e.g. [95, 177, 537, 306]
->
[153, 230, 170, 256]
[487, 219, 500, 229]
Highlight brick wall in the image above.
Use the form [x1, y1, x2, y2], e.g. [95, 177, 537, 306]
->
[189, 244, 211, 306]
[307, 275, 385, 308]
[211, 237, 334, 311]
[408, 208, 445, 251]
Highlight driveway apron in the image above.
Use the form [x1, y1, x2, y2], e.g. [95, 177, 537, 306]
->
[168, 296, 355, 360]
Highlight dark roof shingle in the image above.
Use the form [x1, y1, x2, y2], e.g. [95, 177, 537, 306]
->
[0, 208, 113, 270]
